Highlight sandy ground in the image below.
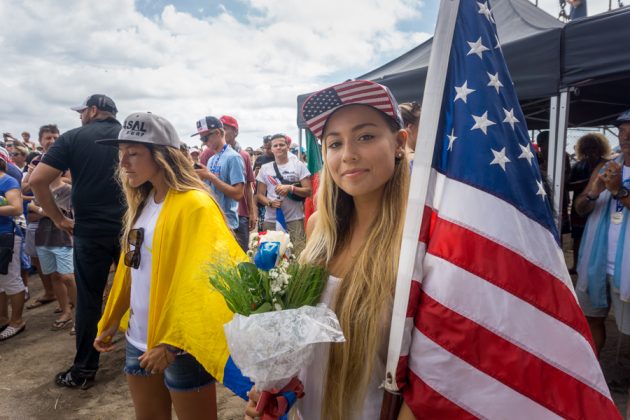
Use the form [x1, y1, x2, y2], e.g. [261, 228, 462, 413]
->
[0, 234, 628, 419]
[0, 273, 245, 420]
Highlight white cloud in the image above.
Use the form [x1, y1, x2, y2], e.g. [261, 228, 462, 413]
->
[0, 0, 431, 148]
[534, 0, 614, 18]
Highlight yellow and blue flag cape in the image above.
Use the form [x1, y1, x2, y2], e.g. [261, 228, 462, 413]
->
[98, 188, 252, 398]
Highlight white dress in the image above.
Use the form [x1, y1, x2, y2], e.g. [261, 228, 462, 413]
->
[296, 276, 388, 420]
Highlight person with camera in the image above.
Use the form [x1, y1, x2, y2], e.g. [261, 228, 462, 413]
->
[256, 134, 311, 255]
[575, 109, 630, 356]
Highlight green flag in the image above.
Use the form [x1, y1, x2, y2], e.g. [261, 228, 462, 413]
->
[306, 129, 322, 174]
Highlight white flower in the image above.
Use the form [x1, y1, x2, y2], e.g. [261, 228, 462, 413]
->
[278, 273, 290, 285]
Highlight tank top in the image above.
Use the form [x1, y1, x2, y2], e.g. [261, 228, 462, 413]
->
[296, 276, 387, 419]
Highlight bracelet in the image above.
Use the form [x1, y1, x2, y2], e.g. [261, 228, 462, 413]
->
[291, 185, 295, 194]
[165, 344, 186, 356]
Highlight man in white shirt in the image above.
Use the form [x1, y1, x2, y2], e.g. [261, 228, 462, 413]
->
[256, 134, 311, 255]
[575, 109, 630, 366]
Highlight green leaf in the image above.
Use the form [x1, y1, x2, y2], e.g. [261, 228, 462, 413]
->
[238, 262, 259, 281]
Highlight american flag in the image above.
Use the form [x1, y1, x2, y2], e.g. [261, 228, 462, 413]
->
[399, 1, 620, 418]
[302, 80, 399, 139]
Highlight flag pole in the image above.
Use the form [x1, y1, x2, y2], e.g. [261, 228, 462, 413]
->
[380, 0, 460, 418]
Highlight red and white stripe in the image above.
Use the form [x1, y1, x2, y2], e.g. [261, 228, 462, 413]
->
[402, 172, 620, 419]
[306, 80, 395, 138]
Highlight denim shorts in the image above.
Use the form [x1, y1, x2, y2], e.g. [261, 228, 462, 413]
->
[124, 341, 215, 391]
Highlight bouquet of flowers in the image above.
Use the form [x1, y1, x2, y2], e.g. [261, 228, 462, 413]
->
[209, 231, 345, 418]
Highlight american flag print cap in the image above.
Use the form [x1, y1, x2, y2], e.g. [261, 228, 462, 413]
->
[301, 80, 404, 139]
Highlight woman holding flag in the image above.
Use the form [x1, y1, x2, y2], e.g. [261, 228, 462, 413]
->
[246, 79, 413, 419]
[93, 112, 248, 420]
[256, 134, 311, 255]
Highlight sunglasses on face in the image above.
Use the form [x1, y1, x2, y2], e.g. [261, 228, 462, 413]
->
[124, 228, 144, 269]
[11, 153, 22, 157]
[200, 130, 219, 142]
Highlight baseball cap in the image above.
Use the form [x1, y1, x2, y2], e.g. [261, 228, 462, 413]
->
[97, 112, 181, 148]
[191, 116, 223, 137]
[301, 79, 403, 139]
[220, 115, 239, 131]
[613, 108, 630, 126]
[71, 94, 118, 114]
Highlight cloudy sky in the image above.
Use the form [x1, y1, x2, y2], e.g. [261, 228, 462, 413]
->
[0, 0, 617, 149]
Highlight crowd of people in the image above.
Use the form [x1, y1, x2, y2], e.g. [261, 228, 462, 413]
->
[0, 81, 628, 419]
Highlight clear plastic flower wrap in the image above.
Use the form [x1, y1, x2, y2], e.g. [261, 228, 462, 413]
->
[224, 304, 345, 390]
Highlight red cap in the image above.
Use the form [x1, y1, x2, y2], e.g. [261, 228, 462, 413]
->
[220, 115, 239, 131]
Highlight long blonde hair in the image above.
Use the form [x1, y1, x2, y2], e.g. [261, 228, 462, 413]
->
[118, 144, 211, 253]
[300, 116, 410, 419]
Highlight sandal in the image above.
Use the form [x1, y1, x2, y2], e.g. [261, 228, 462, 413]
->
[51, 319, 73, 331]
[0, 324, 26, 341]
[26, 297, 56, 310]
[54, 303, 74, 314]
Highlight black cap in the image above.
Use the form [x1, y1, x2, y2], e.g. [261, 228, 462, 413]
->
[71, 94, 118, 114]
[191, 116, 223, 137]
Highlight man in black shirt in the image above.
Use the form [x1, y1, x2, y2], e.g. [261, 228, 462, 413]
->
[30, 94, 125, 389]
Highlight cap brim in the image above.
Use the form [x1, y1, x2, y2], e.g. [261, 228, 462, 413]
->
[70, 105, 87, 112]
[95, 138, 152, 147]
[190, 133, 201, 137]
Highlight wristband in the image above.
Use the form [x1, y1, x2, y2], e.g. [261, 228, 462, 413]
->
[291, 185, 295, 194]
[585, 193, 598, 202]
[165, 344, 186, 356]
